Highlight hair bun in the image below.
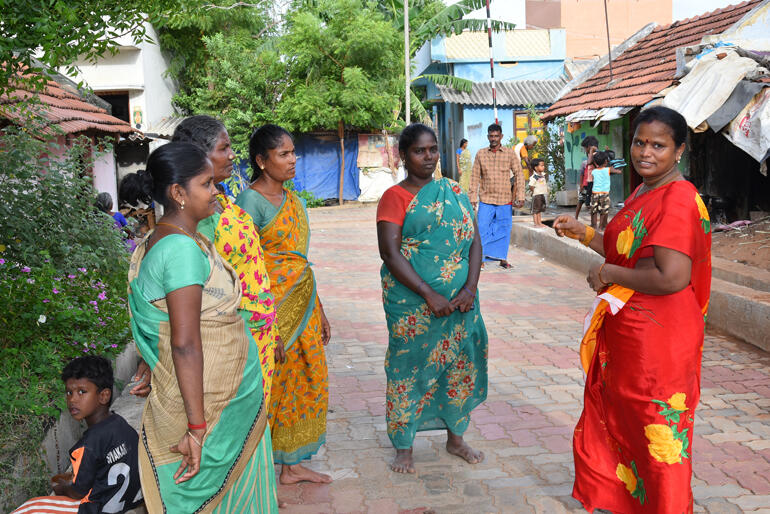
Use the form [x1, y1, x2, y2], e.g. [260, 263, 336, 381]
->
[118, 170, 153, 209]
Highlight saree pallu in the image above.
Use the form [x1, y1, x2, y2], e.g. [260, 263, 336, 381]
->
[573, 181, 711, 514]
[128, 233, 277, 513]
[209, 195, 278, 403]
[255, 190, 328, 465]
[381, 178, 488, 448]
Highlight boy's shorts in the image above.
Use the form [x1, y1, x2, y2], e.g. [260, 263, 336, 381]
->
[532, 194, 546, 214]
[579, 183, 593, 206]
[590, 192, 610, 215]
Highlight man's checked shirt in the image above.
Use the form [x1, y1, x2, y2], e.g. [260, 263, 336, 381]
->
[468, 145, 525, 206]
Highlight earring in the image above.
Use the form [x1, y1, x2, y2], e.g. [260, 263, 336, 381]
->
[180, 200, 185, 210]
[260, 166, 265, 170]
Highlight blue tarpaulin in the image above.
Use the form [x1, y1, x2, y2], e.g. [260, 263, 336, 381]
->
[294, 134, 360, 200]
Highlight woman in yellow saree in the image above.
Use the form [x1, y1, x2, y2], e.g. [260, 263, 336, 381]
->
[236, 124, 332, 485]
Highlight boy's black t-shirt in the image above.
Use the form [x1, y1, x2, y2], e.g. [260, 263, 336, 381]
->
[69, 413, 143, 514]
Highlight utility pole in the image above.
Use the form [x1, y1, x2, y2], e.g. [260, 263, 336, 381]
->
[404, 0, 410, 125]
[486, 0, 498, 124]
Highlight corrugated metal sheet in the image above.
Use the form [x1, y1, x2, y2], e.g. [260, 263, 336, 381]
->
[145, 116, 186, 138]
[544, 0, 762, 119]
[437, 77, 568, 107]
[1, 72, 135, 136]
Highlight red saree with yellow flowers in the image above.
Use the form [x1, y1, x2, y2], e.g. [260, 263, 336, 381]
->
[573, 180, 711, 513]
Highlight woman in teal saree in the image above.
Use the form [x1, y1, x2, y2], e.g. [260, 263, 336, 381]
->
[376, 123, 488, 474]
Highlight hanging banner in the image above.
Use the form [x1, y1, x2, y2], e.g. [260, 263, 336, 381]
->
[357, 134, 400, 169]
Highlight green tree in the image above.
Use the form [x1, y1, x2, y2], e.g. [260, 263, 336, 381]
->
[0, 0, 182, 95]
[173, 31, 286, 155]
[156, 1, 274, 102]
[278, 0, 404, 132]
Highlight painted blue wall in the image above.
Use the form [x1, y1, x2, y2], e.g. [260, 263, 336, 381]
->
[454, 61, 565, 81]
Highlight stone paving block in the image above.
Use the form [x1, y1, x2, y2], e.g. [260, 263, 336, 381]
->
[263, 206, 770, 512]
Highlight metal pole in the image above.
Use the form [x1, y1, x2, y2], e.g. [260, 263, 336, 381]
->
[603, 0, 614, 82]
[486, 0, 497, 124]
[405, 0, 410, 125]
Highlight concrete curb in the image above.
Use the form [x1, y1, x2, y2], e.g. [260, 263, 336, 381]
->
[511, 220, 770, 352]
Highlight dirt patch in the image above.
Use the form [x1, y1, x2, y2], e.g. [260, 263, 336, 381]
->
[712, 218, 770, 271]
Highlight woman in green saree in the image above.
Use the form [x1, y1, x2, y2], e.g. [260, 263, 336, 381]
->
[128, 143, 278, 512]
[376, 123, 489, 474]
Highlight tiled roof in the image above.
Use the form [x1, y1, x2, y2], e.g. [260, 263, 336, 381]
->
[1, 73, 135, 136]
[437, 77, 568, 107]
[544, 1, 762, 119]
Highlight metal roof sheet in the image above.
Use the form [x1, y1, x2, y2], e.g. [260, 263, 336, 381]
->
[544, 0, 762, 119]
[437, 77, 568, 107]
[1, 71, 135, 136]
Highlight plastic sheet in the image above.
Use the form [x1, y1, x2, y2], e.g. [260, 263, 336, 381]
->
[293, 135, 360, 200]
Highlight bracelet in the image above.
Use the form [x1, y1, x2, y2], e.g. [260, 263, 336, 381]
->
[463, 286, 476, 297]
[581, 226, 595, 246]
[598, 262, 609, 286]
[186, 430, 203, 448]
[187, 421, 207, 431]
[416, 280, 427, 292]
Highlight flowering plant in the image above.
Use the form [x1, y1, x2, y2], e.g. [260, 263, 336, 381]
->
[0, 258, 129, 417]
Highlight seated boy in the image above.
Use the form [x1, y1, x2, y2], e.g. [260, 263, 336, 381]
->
[528, 158, 548, 228]
[12, 356, 143, 514]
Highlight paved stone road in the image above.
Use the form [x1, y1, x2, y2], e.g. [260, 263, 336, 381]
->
[274, 204, 770, 513]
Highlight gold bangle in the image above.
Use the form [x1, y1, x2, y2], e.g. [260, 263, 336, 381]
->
[581, 226, 595, 246]
[187, 430, 204, 447]
[598, 262, 609, 286]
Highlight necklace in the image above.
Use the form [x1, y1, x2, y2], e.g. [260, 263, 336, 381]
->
[156, 222, 207, 252]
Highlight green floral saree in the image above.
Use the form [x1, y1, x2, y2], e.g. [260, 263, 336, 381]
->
[381, 178, 489, 449]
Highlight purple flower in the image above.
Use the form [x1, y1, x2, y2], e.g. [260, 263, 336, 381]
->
[21, 266, 31, 273]
[110, 344, 118, 348]
[52, 287, 59, 294]
[43, 299, 50, 303]
[89, 300, 97, 306]
[78, 267, 87, 273]
[98, 291, 106, 300]
[0, 259, 5, 265]
[27, 278, 35, 284]
[67, 274, 76, 279]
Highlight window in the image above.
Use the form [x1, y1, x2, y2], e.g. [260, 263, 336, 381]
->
[514, 111, 544, 144]
[97, 92, 130, 124]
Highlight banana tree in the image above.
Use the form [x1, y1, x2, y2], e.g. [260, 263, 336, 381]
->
[376, 0, 516, 121]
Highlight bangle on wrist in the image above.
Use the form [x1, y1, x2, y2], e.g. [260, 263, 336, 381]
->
[598, 262, 609, 286]
[186, 430, 203, 447]
[187, 421, 207, 431]
[462, 286, 476, 297]
[581, 225, 595, 246]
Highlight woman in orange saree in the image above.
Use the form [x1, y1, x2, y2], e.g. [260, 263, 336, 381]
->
[553, 106, 711, 513]
[236, 124, 331, 485]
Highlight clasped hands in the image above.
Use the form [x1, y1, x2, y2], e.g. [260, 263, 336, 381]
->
[424, 286, 475, 317]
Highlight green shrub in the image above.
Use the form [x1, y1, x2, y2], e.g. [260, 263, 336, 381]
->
[0, 126, 132, 508]
[285, 179, 324, 208]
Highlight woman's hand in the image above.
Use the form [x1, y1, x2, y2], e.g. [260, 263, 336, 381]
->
[553, 215, 586, 240]
[425, 290, 455, 318]
[170, 429, 204, 484]
[319, 305, 331, 345]
[587, 262, 608, 292]
[130, 359, 152, 397]
[450, 287, 475, 313]
[274, 335, 286, 363]
[51, 473, 73, 495]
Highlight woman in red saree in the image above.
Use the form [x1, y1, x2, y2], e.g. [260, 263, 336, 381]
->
[553, 106, 711, 513]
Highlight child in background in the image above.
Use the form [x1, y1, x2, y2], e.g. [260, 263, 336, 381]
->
[575, 136, 598, 220]
[12, 356, 143, 514]
[589, 151, 621, 229]
[528, 158, 548, 228]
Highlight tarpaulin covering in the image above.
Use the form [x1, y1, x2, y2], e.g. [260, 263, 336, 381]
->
[293, 134, 360, 200]
[724, 87, 770, 166]
[662, 48, 760, 129]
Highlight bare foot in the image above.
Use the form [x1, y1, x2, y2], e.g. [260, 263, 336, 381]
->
[446, 433, 484, 464]
[499, 260, 512, 269]
[279, 463, 332, 484]
[391, 448, 415, 474]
